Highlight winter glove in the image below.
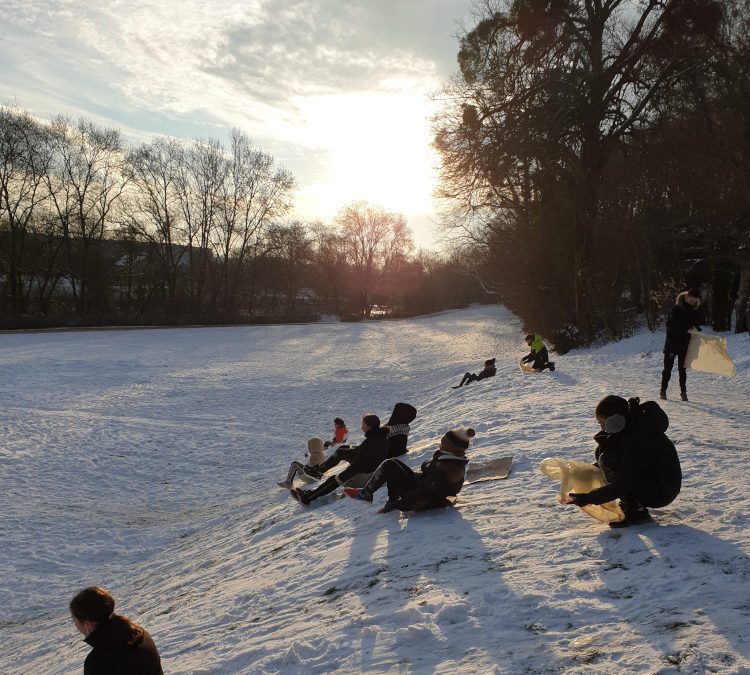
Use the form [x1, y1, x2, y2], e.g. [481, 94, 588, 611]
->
[566, 492, 592, 507]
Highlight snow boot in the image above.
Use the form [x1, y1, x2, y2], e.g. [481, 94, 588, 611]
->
[277, 481, 293, 489]
[609, 503, 652, 528]
[548, 362, 555, 372]
[290, 488, 311, 506]
[377, 500, 395, 514]
[680, 389, 688, 402]
[344, 487, 373, 503]
[659, 390, 667, 400]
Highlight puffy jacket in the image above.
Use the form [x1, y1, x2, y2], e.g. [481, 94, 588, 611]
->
[588, 401, 682, 508]
[394, 449, 469, 511]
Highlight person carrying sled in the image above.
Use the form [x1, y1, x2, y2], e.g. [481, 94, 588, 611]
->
[453, 358, 497, 388]
[385, 402, 417, 458]
[70, 586, 163, 675]
[563, 395, 682, 528]
[345, 427, 474, 514]
[278, 437, 327, 488]
[323, 417, 349, 449]
[290, 413, 387, 506]
[521, 334, 555, 371]
[661, 288, 701, 401]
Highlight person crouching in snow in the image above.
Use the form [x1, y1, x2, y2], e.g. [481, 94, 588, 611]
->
[521, 334, 555, 371]
[323, 417, 349, 449]
[290, 414, 388, 506]
[564, 395, 682, 528]
[278, 437, 327, 488]
[453, 358, 496, 388]
[345, 427, 474, 514]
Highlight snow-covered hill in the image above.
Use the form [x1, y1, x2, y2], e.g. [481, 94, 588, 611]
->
[1, 305, 749, 674]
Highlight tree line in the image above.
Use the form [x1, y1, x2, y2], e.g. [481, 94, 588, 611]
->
[0, 108, 485, 328]
[434, 0, 750, 349]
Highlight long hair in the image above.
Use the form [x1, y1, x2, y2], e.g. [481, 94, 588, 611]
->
[70, 587, 145, 646]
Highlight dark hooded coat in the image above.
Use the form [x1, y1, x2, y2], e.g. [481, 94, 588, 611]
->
[587, 401, 682, 508]
[83, 615, 163, 675]
[663, 291, 701, 356]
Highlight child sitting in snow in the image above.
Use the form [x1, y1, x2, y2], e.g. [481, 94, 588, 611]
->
[521, 334, 555, 371]
[345, 427, 474, 513]
[323, 417, 349, 449]
[453, 358, 496, 388]
[278, 438, 327, 488]
[563, 395, 682, 528]
[290, 414, 388, 506]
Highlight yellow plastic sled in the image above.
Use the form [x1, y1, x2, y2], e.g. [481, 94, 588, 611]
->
[540, 457, 625, 524]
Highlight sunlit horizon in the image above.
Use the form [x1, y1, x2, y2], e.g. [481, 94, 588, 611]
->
[1, 0, 474, 249]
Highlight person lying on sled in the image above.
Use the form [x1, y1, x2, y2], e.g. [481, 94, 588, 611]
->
[521, 334, 555, 371]
[563, 395, 681, 528]
[453, 358, 496, 388]
[290, 413, 387, 506]
[345, 427, 474, 513]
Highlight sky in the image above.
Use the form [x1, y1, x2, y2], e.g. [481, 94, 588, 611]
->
[1, 0, 476, 249]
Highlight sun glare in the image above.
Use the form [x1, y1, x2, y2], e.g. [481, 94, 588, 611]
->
[292, 91, 439, 226]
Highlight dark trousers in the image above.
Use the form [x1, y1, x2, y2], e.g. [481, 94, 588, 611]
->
[456, 372, 479, 387]
[317, 446, 358, 473]
[366, 459, 418, 502]
[661, 351, 687, 393]
[303, 476, 340, 501]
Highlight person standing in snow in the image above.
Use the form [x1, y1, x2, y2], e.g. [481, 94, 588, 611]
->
[453, 358, 496, 388]
[323, 417, 349, 449]
[660, 288, 702, 401]
[564, 395, 682, 528]
[384, 402, 417, 458]
[70, 586, 163, 675]
[520, 334, 555, 371]
[278, 437, 327, 488]
[290, 414, 388, 506]
[345, 427, 474, 513]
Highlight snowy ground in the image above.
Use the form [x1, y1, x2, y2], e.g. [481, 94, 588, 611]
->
[1, 305, 749, 674]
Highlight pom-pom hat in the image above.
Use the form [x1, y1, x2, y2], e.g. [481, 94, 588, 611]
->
[440, 427, 476, 455]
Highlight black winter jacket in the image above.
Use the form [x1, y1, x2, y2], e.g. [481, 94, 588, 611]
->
[83, 615, 163, 675]
[394, 449, 469, 511]
[663, 292, 701, 356]
[587, 401, 681, 508]
[338, 427, 388, 482]
[385, 402, 417, 458]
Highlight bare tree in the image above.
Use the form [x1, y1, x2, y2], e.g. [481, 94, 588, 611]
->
[0, 106, 51, 316]
[336, 201, 414, 316]
[44, 116, 130, 321]
[126, 137, 188, 309]
[214, 129, 295, 316]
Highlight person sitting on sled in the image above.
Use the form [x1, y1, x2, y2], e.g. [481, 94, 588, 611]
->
[385, 402, 417, 458]
[290, 413, 388, 506]
[521, 334, 555, 371]
[563, 395, 682, 528]
[278, 437, 327, 488]
[345, 427, 474, 514]
[323, 417, 349, 449]
[453, 358, 496, 388]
